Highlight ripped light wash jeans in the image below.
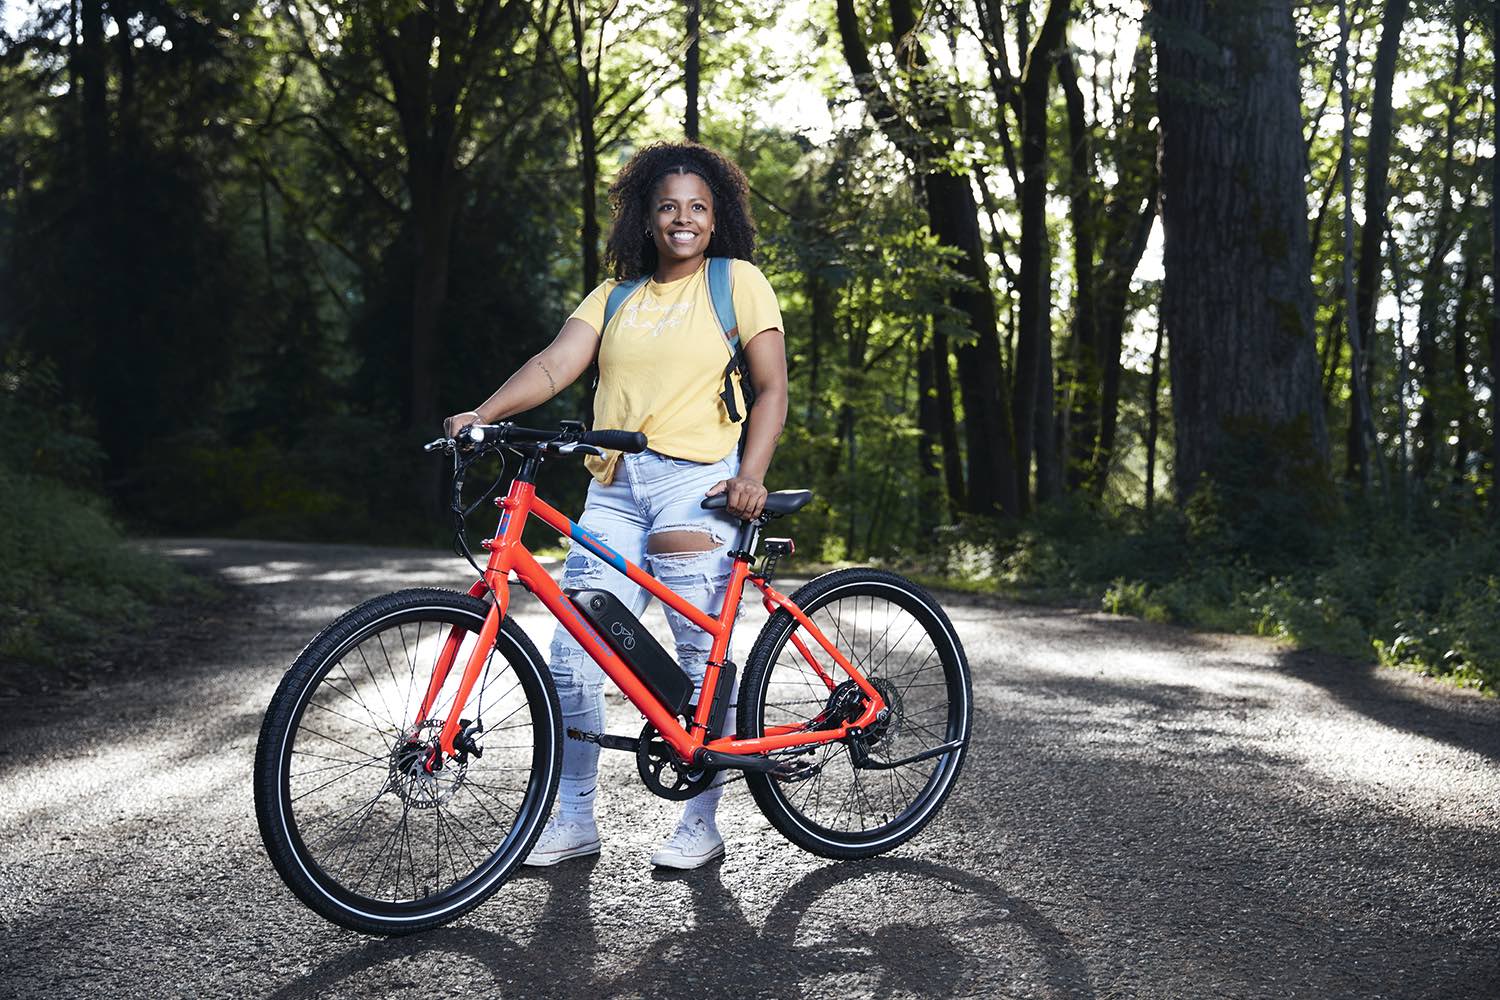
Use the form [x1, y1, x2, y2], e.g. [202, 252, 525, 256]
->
[549, 448, 742, 796]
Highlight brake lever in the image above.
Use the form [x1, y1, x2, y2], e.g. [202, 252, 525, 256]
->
[423, 437, 453, 452]
[551, 442, 604, 457]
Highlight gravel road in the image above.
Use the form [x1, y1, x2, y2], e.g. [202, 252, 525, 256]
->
[2, 538, 1497, 1000]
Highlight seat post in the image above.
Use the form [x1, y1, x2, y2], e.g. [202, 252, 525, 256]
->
[728, 518, 762, 562]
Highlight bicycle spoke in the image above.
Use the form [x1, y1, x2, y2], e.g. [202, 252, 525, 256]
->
[290, 757, 390, 802]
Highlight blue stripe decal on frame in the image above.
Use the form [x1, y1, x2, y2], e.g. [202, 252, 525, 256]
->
[570, 522, 625, 572]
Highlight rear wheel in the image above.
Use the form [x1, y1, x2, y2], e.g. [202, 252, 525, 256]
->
[254, 588, 560, 935]
[738, 569, 971, 859]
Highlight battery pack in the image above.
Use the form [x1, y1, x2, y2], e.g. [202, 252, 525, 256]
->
[566, 588, 695, 716]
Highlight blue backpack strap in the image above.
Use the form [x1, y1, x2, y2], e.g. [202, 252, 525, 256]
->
[707, 257, 753, 423]
[706, 256, 739, 351]
[603, 276, 649, 332]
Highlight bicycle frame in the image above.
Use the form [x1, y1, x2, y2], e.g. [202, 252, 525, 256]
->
[415, 473, 888, 766]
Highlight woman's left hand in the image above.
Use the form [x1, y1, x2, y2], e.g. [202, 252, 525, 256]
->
[706, 475, 768, 521]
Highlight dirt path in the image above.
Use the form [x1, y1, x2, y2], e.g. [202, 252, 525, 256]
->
[2, 538, 1496, 999]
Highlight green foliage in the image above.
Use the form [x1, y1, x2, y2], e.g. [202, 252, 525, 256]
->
[931, 491, 1500, 693]
[0, 467, 205, 667]
[0, 352, 105, 487]
[0, 360, 206, 669]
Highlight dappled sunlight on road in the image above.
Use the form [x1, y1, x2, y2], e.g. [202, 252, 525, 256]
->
[971, 603, 1500, 830]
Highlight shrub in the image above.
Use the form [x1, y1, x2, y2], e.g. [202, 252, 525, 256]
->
[0, 467, 205, 667]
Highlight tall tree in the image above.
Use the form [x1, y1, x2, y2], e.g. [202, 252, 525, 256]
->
[279, 0, 533, 434]
[1490, 0, 1500, 517]
[1055, 34, 1158, 495]
[1154, 0, 1329, 497]
[1009, 0, 1070, 511]
[1336, 0, 1376, 492]
[685, 0, 700, 140]
[1412, 20, 1469, 482]
[1348, 0, 1410, 482]
[542, 3, 709, 292]
[834, 0, 1019, 515]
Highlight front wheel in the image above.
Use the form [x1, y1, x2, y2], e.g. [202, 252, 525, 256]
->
[253, 588, 561, 935]
[738, 569, 972, 860]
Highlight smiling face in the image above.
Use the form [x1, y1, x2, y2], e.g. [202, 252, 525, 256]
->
[648, 170, 715, 278]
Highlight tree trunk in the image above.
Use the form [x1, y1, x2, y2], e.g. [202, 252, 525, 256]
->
[376, 1, 519, 436]
[1145, 320, 1164, 514]
[1092, 184, 1157, 494]
[1090, 36, 1158, 494]
[834, 0, 1018, 515]
[926, 170, 1019, 515]
[917, 330, 938, 465]
[931, 332, 966, 516]
[78, 0, 112, 462]
[408, 180, 461, 433]
[1453, 244, 1476, 485]
[1011, 0, 1071, 512]
[79, 0, 107, 195]
[1413, 21, 1466, 482]
[1154, 0, 1329, 499]
[1491, 0, 1500, 518]
[570, 0, 600, 291]
[916, 330, 941, 535]
[685, 0, 700, 141]
[1348, 0, 1410, 482]
[1058, 51, 1099, 493]
[1033, 235, 1064, 503]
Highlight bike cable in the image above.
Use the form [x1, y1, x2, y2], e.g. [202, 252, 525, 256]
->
[448, 444, 511, 589]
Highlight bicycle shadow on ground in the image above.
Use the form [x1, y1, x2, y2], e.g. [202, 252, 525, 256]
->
[259, 856, 1092, 1000]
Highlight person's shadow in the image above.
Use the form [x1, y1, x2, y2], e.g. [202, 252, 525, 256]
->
[261, 856, 1092, 1000]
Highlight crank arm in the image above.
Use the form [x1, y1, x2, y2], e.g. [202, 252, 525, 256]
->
[852, 738, 966, 770]
[566, 728, 640, 753]
[694, 747, 785, 774]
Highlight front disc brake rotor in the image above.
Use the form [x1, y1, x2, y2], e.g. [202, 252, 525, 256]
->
[389, 719, 468, 808]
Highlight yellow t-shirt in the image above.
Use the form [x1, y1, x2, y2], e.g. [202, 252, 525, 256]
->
[569, 258, 783, 484]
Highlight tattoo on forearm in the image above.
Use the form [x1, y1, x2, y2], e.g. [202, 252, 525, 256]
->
[535, 359, 557, 397]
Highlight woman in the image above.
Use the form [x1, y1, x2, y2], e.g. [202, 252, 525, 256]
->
[442, 141, 788, 870]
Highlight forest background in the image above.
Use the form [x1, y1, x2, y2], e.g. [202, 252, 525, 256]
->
[1, 0, 1497, 693]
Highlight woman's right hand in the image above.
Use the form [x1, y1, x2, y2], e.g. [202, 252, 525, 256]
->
[443, 410, 482, 438]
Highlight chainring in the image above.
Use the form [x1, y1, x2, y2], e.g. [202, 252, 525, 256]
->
[635, 721, 715, 801]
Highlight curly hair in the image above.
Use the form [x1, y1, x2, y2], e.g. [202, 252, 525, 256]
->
[602, 141, 757, 281]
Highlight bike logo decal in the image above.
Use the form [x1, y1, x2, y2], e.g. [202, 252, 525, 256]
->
[609, 620, 636, 650]
[569, 523, 626, 571]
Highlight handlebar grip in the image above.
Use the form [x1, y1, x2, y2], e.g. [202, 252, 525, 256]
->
[581, 429, 648, 454]
[700, 494, 728, 510]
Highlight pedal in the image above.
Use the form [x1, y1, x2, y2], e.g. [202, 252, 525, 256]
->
[772, 759, 821, 783]
[566, 728, 640, 753]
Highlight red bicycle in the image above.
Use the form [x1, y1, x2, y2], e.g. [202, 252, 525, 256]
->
[253, 422, 971, 935]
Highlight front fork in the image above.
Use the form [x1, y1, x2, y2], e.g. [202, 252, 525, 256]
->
[411, 574, 510, 768]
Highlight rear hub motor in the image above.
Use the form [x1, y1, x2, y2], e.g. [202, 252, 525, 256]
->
[862, 677, 903, 749]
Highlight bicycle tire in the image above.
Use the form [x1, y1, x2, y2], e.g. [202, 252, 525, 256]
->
[254, 588, 561, 935]
[738, 569, 971, 859]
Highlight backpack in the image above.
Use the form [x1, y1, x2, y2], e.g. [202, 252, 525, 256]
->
[590, 257, 756, 447]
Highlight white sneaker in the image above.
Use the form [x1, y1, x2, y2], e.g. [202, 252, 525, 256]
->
[522, 814, 601, 867]
[650, 816, 725, 870]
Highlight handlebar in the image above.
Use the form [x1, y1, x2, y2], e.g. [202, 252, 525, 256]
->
[423, 422, 648, 456]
